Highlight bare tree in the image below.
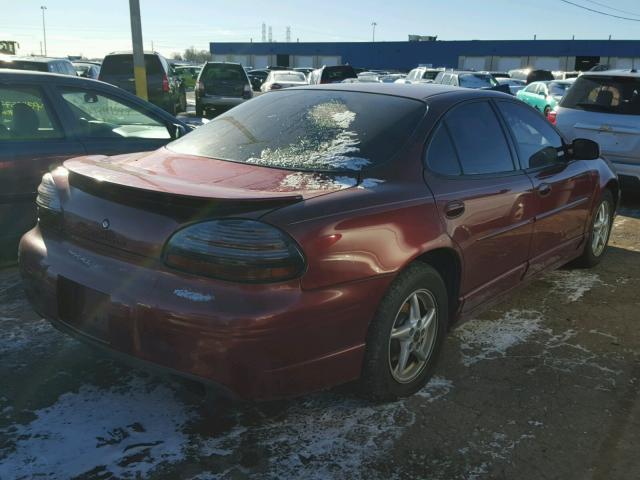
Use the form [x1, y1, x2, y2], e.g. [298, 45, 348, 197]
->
[183, 46, 211, 64]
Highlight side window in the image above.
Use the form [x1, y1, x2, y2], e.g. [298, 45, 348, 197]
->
[425, 124, 462, 175]
[0, 86, 62, 141]
[59, 88, 171, 140]
[496, 101, 565, 169]
[449, 75, 458, 86]
[445, 101, 515, 174]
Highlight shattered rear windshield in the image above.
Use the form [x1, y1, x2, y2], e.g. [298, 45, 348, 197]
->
[167, 90, 425, 172]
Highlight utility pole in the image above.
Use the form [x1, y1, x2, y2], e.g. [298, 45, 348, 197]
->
[40, 6, 47, 56]
[268, 26, 273, 42]
[261, 22, 266, 42]
[371, 22, 377, 42]
[286, 26, 291, 43]
[129, 0, 148, 100]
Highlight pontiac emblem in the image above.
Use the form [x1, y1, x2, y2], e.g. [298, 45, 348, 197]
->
[101, 219, 110, 230]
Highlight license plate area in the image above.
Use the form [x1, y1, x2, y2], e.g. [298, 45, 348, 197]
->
[57, 276, 111, 342]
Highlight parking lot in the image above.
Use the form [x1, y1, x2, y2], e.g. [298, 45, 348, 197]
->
[0, 199, 637, 480]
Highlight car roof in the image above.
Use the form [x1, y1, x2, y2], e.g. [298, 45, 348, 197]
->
[288, 82, 511, 101]
[581, 69, 640, 78]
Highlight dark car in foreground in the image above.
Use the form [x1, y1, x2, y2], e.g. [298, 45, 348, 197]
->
[99, 51, 186, 115]
[20, 83, 617, 401]
[0, 69, 190, 264]
[195, 62, 253, 117]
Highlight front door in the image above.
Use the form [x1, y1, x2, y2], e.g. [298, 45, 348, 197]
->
[424, 100, 537, 314]
[495, 100, 594, 276]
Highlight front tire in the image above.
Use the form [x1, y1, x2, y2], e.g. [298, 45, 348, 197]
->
[543, 105, 551, 117]
[574, 190, 614, 268]
[360, 263, 448, 401]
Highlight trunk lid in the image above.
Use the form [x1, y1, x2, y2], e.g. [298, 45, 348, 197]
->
[60, 149, 357, 258]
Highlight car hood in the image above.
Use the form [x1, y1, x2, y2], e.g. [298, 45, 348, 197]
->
[63, 148, 359, 202]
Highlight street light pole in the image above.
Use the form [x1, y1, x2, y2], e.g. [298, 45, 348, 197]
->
[371, 22, 377, 42]
[40, 6, 47, 56]
[128, 0, 148, 100]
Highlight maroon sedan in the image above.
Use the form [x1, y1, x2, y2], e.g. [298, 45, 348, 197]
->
[19, 84, 618, 401]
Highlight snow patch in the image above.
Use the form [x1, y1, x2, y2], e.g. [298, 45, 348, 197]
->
[278, 172, 357, 191]
[547, 270, 602, 302]
[0, 377, 194, 479]
[455, 310, 544, 366]
[358, 178, 385, 189]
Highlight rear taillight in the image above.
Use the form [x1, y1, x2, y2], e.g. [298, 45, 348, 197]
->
[164, 219, 306, 283]
[162, 74, 170, 92]
[243, 83, 252, 99]
[197, 80, 205, 95]
[547, 110, 557, 125]
[270, 83, 282, 90]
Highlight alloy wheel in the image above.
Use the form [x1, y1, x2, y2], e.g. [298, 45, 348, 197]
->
[388, 289, 438, 384]
[592, 201, 611, 257]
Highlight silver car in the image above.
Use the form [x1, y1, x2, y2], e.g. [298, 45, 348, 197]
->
[555, 70, 640, 190]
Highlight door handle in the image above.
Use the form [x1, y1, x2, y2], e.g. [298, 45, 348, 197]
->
[537, 183, 552, 197]
[444, 200, 465, 218]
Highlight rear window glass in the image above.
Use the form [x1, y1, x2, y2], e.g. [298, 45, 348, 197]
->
[168, 90, 425, 172]
[323, 67, 357, 82]
[101, 55, 163, 76]
[560, 75, 640, 115]
[458, 74, 498, 88]
[0, 60, 48, 72]
[549, 82, 570, 97]
[201, 64, 245, 82]
[422, 70, 439, 80]
[273, 72, 306, 82]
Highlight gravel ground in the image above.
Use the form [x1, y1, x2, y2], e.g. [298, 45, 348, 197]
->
[1, 201, 639, 480]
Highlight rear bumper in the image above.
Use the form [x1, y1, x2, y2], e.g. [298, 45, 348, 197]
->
[197, 95, 246, 109]
[19, 226, 391, 400]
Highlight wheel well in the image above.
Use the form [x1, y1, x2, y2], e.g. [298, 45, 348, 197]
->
[605, 179, 619, 205]
[413, 248, 461, 322]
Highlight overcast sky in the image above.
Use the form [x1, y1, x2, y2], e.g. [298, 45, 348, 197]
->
[3, 0, 640, 59]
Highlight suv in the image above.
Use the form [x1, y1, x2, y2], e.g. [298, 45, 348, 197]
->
[555, 70, 640, 191]
[99, 51, 186, 115]
[195, 62, 252, 117]
[308, 65, 357, 84]
[402, 66, 442, 84]
[0, 56, 77, 76]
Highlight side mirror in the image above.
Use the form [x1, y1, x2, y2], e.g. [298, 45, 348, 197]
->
[169, 123, 188, 139]
[572, 138, 600, 160]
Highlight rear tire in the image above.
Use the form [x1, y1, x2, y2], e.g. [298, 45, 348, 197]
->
[573, 190, 614, 268]
[360, 263, 448, 402]
[195, 104, 204, 117]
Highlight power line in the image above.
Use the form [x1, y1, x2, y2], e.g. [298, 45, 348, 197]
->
[580, 0, 640, 17]
[558, 0, 640, 21]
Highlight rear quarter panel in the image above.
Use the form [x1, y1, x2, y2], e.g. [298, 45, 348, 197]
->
[263, 179, 452, 291]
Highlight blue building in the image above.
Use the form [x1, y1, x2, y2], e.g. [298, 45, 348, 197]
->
[210, 39, 640, 72]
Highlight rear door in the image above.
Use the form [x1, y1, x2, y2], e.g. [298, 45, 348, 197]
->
[55, 85, 174, 156]
[0, 81, 85, 258]
[496, 100, 594, 275]
[424, 100, 536, 314]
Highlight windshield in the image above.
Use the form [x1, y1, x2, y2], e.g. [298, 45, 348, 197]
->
[459, 73, 498, 88]
[560, 75, 640, 115]
[0, 60, 48, 72]
[168, 90, 425, 172]
[273, 72, 306, 82]
[422, 70, 439, 80]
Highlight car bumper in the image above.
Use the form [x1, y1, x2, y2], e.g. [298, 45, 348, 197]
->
[197, 95, 246, 109]
[19, 226, 391, 400]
